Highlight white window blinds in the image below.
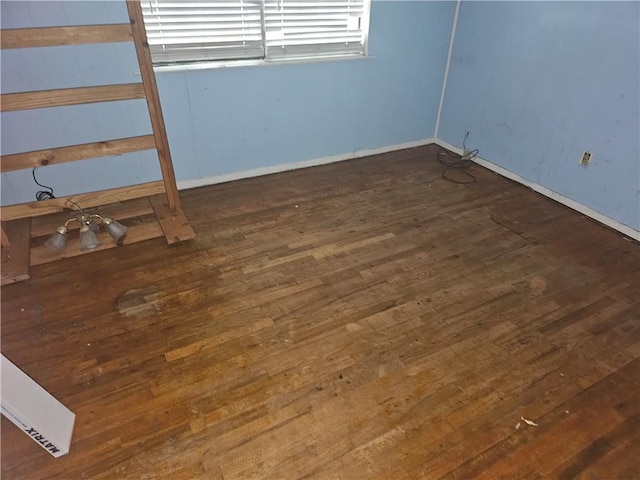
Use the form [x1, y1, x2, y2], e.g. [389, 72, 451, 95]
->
[141, 1, 265, 63]
[141, 0, 369, 64]
[264, 0, 367, 59]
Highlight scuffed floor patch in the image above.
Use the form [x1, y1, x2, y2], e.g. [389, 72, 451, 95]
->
[116, 286, 162, 317]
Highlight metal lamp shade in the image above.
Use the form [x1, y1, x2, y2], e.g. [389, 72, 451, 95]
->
[87, 219, 100, 233]
[79, 224, 102, 251]
[45, 226, 68, 251]
[103, 218, 127, 244]
[78, 214, 100, 233]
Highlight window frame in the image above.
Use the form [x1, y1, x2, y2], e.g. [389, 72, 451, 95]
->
[141, 0, 371, 68]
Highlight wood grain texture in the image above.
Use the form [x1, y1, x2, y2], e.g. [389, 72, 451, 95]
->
[149, 193, 196, 244]
[0, 219, 31, 285]
[0, 83, 146, 112]
[126, 0, 181, 210]
[1, 24, 132, 49]
[28, 197, 164, 267]
[1, 145, 638, 479]
[0, 181, 165, 221]
[0, 1, 193, 264]
[30, 216, 163, 266]
[1, 226, 9, 247]
[0, 135, 156, 172]
[29, 197, 155, 238]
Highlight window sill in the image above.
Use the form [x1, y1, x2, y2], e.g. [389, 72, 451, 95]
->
[151, 54, 374, 74]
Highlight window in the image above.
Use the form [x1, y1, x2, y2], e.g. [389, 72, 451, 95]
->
[141, 0, 370, 65]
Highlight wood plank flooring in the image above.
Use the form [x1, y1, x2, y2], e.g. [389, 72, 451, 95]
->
[1, 145, 638, 479]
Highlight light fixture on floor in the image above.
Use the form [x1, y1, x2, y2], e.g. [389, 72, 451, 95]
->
[45, 201, 127, 252]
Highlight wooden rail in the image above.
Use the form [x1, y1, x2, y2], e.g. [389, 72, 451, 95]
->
[127, 0, 181, 210]
[1, 83, 146, 112]
[1, 24, 132, 48]
[1, 135, 157, 172]
[0, 181, 165, 221]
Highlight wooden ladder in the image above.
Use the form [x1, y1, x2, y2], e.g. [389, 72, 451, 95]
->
[0, 0, 196, 285]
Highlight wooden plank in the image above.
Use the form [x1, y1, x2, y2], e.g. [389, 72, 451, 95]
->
[1, 135, 156, 172]
[1, 226, 9, 247]
[1, 24, 132, 49]
[149, 193, 196, 244]
[126, 0, 181, 210]
[0, 181, 165, 221]
[30, 197, 154, 238]
[1, 83, 145, 112]
[31, 216, 163, 266]
[1, 219, 31, 285]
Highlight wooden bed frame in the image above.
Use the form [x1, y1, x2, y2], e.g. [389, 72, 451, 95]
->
[0, 0, 196, 285]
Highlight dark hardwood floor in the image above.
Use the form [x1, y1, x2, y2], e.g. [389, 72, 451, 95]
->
[1, 144, 638, 479]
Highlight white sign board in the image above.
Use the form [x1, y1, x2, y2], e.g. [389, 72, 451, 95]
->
[1, 354, 75, 457]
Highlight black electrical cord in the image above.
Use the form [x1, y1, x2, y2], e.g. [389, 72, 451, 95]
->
[32, 167, 56, 201]
[438, 131, 479, 184]
[438, 148, 479, 184]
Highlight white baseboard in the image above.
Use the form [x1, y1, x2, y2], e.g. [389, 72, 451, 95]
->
[176, 138, 436, 191]
[433, 139, 640, 241]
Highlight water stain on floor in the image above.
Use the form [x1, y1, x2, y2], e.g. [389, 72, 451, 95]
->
[116, 285, 162, 317]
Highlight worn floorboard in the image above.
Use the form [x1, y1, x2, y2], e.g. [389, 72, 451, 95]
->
[1, 145, 638, 479]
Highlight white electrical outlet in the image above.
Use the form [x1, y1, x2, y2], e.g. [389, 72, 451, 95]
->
[579, 151, 592, 167]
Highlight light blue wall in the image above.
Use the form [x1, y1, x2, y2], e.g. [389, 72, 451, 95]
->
[1, 1, 159, 205]
[438, 1, 640, 230]
[6, 1, 636, 232]
[1, 0, 455, 205]
[159, 1, 454, 181]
